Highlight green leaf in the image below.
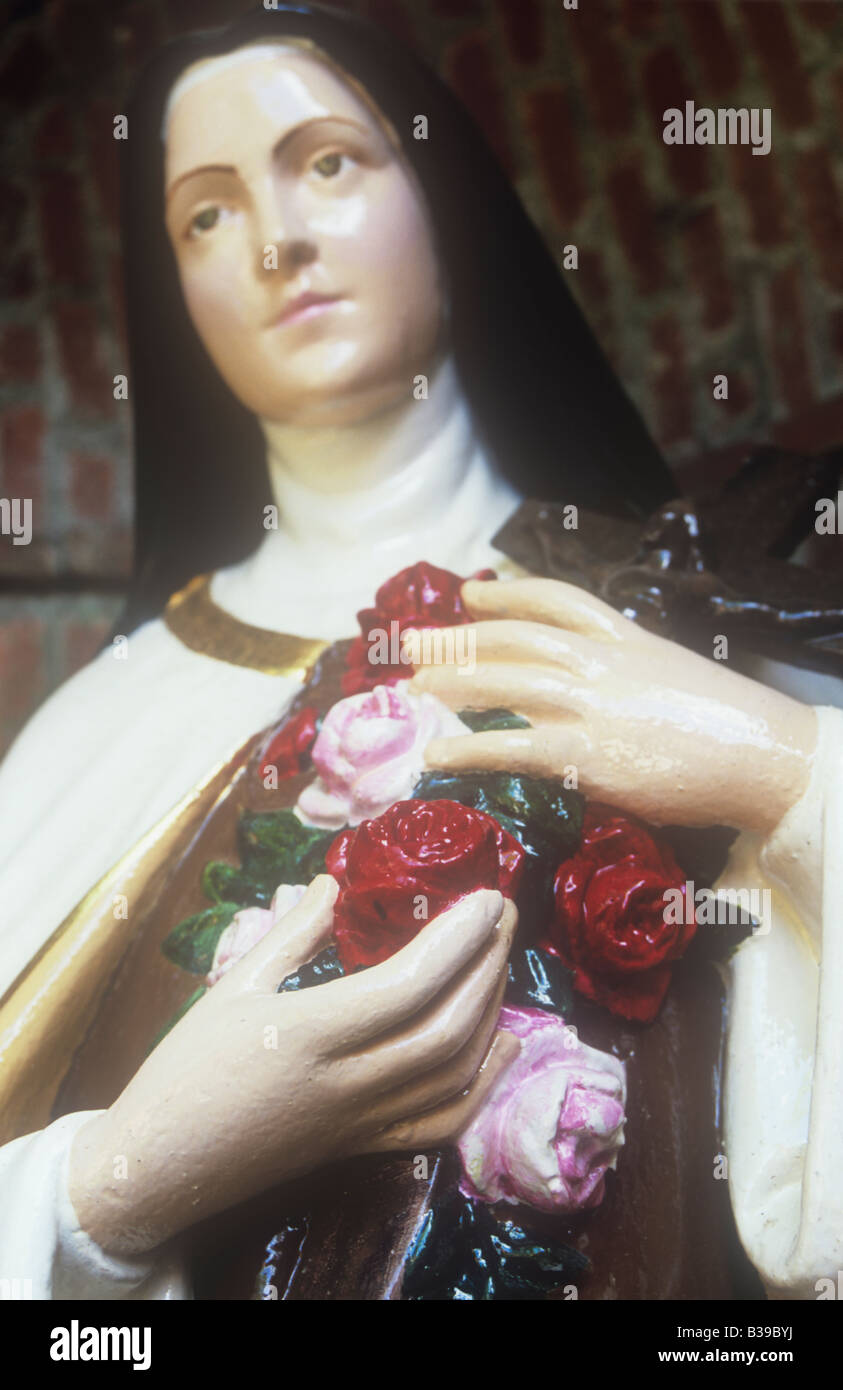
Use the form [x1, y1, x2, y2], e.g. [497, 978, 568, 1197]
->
[161, 902, 240, 975]
[237, 810, 337, 903]
[411, 770, 584, 940]
[457, 708, 531, 733]
[506, 946, 573, 1016]
[201, 860, 251, 904]
[403, 1189, 588, 1301]
[277, 944, 346, 993]
[412, 770, 583, 866]
[686, 913, 755, 964]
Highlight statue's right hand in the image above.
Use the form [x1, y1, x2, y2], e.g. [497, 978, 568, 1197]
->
[68, 876, 517, 1256]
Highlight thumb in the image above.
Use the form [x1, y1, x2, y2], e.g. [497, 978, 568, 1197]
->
[211, 875, 339, 997]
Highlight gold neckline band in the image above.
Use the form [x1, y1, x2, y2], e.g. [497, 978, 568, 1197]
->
[163, 573, 329, 678]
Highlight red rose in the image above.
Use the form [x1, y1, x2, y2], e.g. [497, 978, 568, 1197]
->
[540, 803, 695, 1024]
[342, 561, 496, 695]
[259, 706, 319, 782]
[326, 798, 525, 971]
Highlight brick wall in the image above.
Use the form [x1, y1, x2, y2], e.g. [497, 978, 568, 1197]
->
[2, 0, 843, 755]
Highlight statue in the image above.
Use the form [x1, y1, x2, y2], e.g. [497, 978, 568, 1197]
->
[0, 3, 839, 1302]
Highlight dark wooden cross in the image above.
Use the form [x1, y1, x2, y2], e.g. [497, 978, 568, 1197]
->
[495, 447, 843, 677]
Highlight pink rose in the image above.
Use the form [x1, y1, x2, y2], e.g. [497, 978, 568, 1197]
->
[294, 682, 468, 830]
[206, 883, 306, 986]
[458, 1005, 626, 1215]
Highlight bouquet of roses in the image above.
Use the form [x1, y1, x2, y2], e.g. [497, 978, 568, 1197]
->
[160, 563, 698, 1299]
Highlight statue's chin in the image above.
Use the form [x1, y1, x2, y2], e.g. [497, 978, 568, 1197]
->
[208, 314, 449, 431]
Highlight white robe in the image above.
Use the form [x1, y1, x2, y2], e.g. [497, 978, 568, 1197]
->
[0, 611, 841, 1299]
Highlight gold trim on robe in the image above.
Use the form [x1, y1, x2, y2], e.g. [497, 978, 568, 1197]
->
[163, 573, 329, 678]
[0, 580, 332, 1143]
[0, 743, 262, 1143]
[0, 558, 528, 1141]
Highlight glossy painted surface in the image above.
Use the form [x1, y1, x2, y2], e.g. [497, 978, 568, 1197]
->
[164, 43, 444, 430]
[68, 882, 517, 1256]
[0, 32, 839, 1304]
[409, 576, 818, 836]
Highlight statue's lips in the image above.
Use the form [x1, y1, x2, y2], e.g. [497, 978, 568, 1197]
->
[272, 292, 345, 327]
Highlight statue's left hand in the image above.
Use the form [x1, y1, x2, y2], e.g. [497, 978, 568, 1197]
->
[407, 577, 817, 834]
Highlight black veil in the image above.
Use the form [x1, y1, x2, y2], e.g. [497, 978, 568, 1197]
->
[118, 1, 675, 632]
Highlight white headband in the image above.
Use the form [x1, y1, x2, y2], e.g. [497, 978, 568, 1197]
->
[161, 40, 310, 141]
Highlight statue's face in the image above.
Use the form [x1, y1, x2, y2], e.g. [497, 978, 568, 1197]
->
[164, 46, 444, 427]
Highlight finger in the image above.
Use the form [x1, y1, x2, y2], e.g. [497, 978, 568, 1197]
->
[462, 577, 626, 642]
[212, 875, 338, 997]
[354, 955, 509, 1129]
[409, 660, 583, 719]
[423, 726, 592, 780]
[361, 1029, 521, 1152]
[336, 900, 517, 1080]
[315, 888, 505, 1050]
[404, 620, 601, 679]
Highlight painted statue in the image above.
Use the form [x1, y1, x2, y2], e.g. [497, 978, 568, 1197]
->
[0, 3, 840, 1302]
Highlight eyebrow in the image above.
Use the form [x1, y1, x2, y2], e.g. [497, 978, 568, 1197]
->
[165, 115, 374, 202]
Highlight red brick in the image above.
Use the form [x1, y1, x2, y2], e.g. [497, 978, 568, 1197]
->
[568, 4, 633, 136]
[716, 368, 755, 420]
[606, 160, 667, 295]
[49, 0, 116, 80]
[738, 2, 813, 130]
[53, 302, 114, 418]
[38, 171, 91, 290]
[84, 102, 121, 234]
[69, 453, 116, 523]
[496, 0, 544, 67]
[523, 87, 586, 227]
[795, 145, 843, 293]
[618, 0, 663, 38]
[0, 620, 46, 729]
[110, 253, 127, 357]
[577, 248, 610, 314]
[829, 305, 843, 369]
[728, 144, 788, 249]
[773, 393, 843, 454]
[798, 2, 841, 32]
[650, 316, 694, 448]
[34, 104, 75, 164]
[446, 32, 517, 178]
[365, 0, 416, 45]
[680, 2, 742, 95]
[681, 205, 734, 331]
[116, 0, 166, 73]
[0, 33, 57, 109]
[0, 406, 45, 503]
[643, 47, 711, 199]
[432, 0, 483, 13]
[0, 326, 42, 384]
[642, 45, 688, 131]
[0, 256, 37, 302]
[65, 524, 133, 579]
[0, 180, 27, 252]
[767, 264, 814, 415]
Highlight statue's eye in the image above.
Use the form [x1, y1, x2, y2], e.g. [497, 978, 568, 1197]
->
[189, 206, 221, 236]
[311, 152, 344, 179]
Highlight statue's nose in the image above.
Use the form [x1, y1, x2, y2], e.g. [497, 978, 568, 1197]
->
[252, 180, 315, 279]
